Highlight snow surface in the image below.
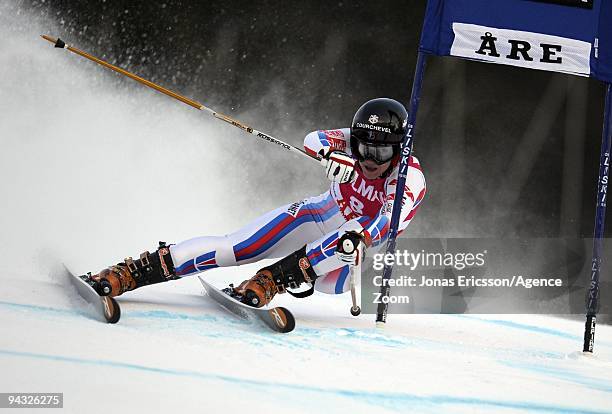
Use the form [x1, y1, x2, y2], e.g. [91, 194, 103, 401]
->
[1, 3, 612, 413]
[2, 266, 612, 414]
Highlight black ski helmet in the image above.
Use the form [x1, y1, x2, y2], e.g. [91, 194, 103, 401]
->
[350, 98, 408, 163]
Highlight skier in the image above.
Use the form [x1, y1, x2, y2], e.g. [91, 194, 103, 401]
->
[90, 98, 426, 308]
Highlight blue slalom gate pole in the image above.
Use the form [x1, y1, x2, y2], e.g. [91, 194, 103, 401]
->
[584, 82, 612, 352]
[376, 51, 428, 325]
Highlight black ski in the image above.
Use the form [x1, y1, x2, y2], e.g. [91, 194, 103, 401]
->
[198, 276, 295, 333]
[64, 264, 121, 324]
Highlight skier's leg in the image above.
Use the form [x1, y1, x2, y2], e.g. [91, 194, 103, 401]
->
[88, 242, 176, 297]
[232, 217, 372, 307]
[313, 266, 353, 294]
[91, 192, 343, 297]
[170, 191, 343, 277]
[313, 228, 385, 294]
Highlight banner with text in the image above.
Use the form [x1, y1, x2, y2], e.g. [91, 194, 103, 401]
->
[420, 0, 612, 82]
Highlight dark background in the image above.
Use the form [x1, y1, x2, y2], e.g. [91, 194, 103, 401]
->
[25, 0, 609, 239]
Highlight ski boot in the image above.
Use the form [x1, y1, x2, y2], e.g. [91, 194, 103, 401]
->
[229, 246, 318, 308]
[88, 242, 177, 297]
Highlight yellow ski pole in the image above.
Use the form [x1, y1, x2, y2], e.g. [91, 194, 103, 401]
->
[40, 35, 318, 162]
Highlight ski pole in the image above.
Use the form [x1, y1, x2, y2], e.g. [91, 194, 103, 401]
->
[40, 35, 318, 162]
[349, 243, 362, 316]
[375, 51, 427, 327]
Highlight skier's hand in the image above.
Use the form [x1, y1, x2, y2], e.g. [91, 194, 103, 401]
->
[335, 231, 364, 266]
[321, 150, 355, 184]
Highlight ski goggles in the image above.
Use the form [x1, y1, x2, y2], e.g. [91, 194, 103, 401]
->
[355, 141, 397, 165]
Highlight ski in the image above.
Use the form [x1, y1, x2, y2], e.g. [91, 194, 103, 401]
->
[198, 276, 295, 333]
[64, 264, 121, 324]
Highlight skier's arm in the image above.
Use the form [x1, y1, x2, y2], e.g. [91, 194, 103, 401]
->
[304, 130, 332, 158]
[303, 128, 350, 157]
[304, 129, 355, 183]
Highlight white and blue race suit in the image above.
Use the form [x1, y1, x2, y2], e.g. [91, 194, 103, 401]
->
[169, 128, 426, 294]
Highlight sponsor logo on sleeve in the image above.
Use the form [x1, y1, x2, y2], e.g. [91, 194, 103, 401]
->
[286, 200, 306, 217]
[330, 139, 347, 151]
[322, 130, 347, 151]
[323, 129, 344, 138]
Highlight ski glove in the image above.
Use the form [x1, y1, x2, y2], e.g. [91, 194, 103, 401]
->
[321, 150, 355, 184]
[335, 231, 365, 266]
